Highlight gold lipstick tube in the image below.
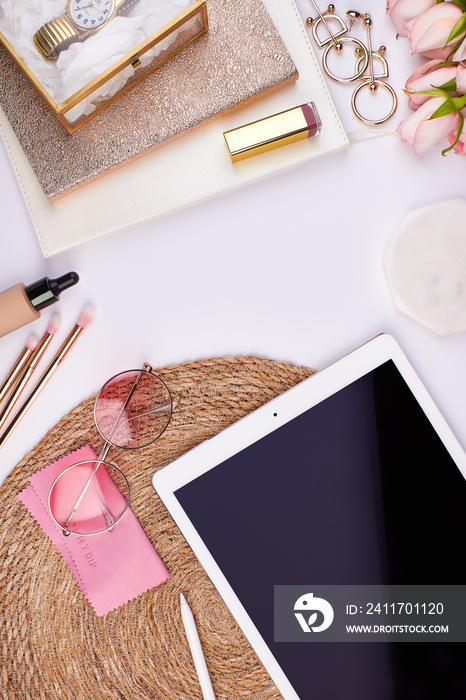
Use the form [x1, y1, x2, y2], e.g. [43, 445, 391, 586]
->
[223, 102, 321, 162]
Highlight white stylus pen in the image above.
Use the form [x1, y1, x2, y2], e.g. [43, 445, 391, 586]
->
[180, 592, 216, 700]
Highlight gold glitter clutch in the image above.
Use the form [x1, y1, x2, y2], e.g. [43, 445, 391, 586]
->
[0, 0, 298, 199]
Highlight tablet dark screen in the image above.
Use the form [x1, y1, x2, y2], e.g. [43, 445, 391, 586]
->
[175, 360, 466, 700]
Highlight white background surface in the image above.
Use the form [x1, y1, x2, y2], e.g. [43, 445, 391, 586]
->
[0, 1, 465, 483]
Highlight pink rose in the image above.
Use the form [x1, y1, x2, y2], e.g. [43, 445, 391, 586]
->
[452, 38, 466, 62]
[386, 0, 436, 37]
[406, 2, 465, 58]
[404, 59, 459, 109]
[447, 114, 466, 154]
[456, 62, 466, 92]
[397, 96, 460, 154]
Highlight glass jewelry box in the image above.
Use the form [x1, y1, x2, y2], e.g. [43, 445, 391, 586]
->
[0, 0, 208, 132]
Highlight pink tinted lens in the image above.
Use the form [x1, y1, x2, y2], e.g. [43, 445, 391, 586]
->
[95, 370, 171, 449]
[49, 460, 130, 536]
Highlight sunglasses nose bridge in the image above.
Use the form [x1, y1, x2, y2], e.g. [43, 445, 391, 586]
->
[97, 441, 113, 464]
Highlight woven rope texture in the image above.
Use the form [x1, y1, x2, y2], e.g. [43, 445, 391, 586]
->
[0, 356, 314, 700]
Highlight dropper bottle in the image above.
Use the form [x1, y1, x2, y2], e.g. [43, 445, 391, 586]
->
[0, 272, 79, 338]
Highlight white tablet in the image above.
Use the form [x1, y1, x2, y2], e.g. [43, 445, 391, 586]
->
[153, 334, 466, 700]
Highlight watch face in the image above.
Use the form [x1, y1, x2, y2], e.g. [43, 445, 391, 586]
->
[69, 0, 114, 30]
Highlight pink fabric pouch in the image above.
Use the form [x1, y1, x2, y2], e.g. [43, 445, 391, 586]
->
[18, 445, 169, 616]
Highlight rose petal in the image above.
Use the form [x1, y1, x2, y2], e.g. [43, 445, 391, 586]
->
[447, 114, 466, 154]
[397, 97, 445, 144]
[388, 0, 436, 37]
[414, 112, 459, 154]
[456, 62, 466, 93]
[406, 61, 457, 108]
[408, 3, 464, 55]
[406, 58, 443, 83]
[452, 38, 466, 62]
[417, 46, 454, 60]
[414, 19, 461, 53]
[447, 125, 466, 154]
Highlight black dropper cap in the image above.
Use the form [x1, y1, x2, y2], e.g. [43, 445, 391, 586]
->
[25, 272, 80, 311]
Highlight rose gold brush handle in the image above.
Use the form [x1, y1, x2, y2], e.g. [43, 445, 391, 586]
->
[0, 343, 35, 405]
[0, 306, 94, 450]
[0, 329, 56, 432]
[0, 327, 82, 449]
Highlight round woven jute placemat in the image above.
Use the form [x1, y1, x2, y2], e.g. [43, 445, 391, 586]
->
[0, 356, 315, 700]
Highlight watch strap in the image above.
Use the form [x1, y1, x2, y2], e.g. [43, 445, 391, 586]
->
[34, 15, 83, 60]
[34, 0, 138, 60]
[115, 0, 139, 15]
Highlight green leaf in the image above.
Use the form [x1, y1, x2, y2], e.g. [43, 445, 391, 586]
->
[429, 97, 458, 119]
[451, 0, 466, 11]
[445, 14, 466, 46]
[428, 94, 466, 120]
[438, 78, 458, 91]
[446, 38, 464, 60]
[452, 94, 466, 109]
[416, 88, 453, 98]
[423, 61, 457, 75]
[442, 111, 464, 155]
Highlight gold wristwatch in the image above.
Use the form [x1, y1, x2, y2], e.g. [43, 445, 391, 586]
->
[34, 0, 138, 60]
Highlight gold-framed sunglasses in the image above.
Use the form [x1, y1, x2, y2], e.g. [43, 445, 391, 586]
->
[48, 363, 174, 536]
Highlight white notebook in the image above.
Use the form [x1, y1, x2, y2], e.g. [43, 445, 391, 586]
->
[0, 0, 349, 257]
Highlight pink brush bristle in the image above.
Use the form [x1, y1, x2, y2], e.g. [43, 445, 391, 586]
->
[47, 314, 62, 335]
[26, 334, 39, 351]
[77, 305, 96, 329]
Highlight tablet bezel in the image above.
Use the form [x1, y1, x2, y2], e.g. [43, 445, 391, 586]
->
[152, 334, 466, 700]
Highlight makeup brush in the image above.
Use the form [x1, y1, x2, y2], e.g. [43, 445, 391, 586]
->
[0, 334, 39, 405]
[0, 306, 95, 449]
[0, 315, 61, 432]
